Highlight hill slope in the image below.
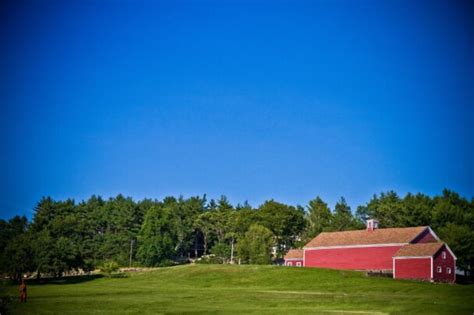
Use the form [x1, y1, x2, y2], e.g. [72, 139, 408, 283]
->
[3, 264, 474, 314]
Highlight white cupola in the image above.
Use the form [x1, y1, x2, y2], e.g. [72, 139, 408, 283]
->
[366, 219, 379, 231]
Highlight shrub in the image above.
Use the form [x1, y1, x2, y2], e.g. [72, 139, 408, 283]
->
[237, 224, 274, 264]
[99, 261, 119, 277]
[210, 244, 231, 264]
[0, 295, 12, 315]
[158, 259, 175, 267]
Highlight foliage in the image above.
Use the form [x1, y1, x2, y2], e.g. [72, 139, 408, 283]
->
[99, 261, 119, 277]
[193, 212, 214, 255]
[0, 294, 12, 315]
[137, 206, 175, 266]
[256, 200, 306, 257]
[1, 189, 473, 276]
[332, 197, 360, 231]
[0, 216, 31, 278]
[305, 196, 332, 239]
[210, 243, 231, 264]
[356, 189, 474, 273]
[438, 223, 474, 272]
[237, 224, 274, 264]
[2, 233, 35, 280]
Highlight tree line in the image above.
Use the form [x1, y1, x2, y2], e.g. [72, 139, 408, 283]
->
[0, 189, 472, 278]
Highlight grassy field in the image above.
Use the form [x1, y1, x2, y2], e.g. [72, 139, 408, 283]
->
[1, 264, 473, 314]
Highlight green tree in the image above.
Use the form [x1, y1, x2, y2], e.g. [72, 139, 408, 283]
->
[432, 189, 470, 230]
[49, 237, 82, 277]
[75, 195, 106, 270]
[305, 197, 333, 238]
[100, 261, 120, 277]
[181, 196, 207, 258]
[210, 243, 231, 264]
[137, 206, 175, 266]
[401, 193, 433, 227]
[29, 198, 85, 277]
[234, 207, 255, 238]
[100, 195, 143, 265]
[31, 230, 54, 278]
[194, 212, 214, 255]
[438, 223, 474, 274]
[256, 200, 305, 258]
[2, 233, 35, 280]
[356, 191, 404, 228]
[211, 195, 234, 244]
[0, 215, 29, 275]
[30, 196, 56, 232]
[332, 197, 355, 231]
[432, 190, 474, 274]
[237, 224, 274, 264]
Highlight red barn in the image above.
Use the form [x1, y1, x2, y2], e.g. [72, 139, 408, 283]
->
[285, 219, 457, 282]
[284, 249, 303, 267]
[394, 242, 456, 283]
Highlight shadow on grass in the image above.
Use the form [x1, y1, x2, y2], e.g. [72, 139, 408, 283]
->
[456, 275, 474, 285]
[27, 274, 105, 286]
[109, 272, 128, 278]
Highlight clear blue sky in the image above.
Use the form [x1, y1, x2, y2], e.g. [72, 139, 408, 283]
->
[1, 0, 473, 219]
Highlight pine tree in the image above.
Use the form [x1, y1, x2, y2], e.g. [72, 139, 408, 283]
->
[306, 196, 333, 238]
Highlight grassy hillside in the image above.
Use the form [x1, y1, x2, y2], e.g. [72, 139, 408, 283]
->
[2, 264, 473, 314]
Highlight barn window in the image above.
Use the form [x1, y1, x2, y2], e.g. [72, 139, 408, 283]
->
[442, 251, 446, 259]
[287, 262, 292, 266]
[447, 267, 452, 274]
[437, 266, 442, 273]
[296, 262, 302, 267]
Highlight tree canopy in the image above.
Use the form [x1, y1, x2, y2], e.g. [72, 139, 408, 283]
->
[0, 189, 472, 277]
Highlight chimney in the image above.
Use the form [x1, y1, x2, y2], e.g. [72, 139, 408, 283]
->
[366, 219, 379, 231]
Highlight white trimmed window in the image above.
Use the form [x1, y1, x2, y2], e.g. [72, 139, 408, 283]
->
[287, 262, 292, 266]
[437, 266, 442, 273]
[447, 267, 452, 274]
[442, 251, 446, 259]
[296, 262, 302, 267]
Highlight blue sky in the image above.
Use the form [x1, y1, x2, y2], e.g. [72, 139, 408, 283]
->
[1, 0, 473, 219]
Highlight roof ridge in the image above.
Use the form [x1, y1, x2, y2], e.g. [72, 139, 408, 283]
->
[403, 241, 446, 246]
[304, 226, 430, 248]
[313, 225, 427, 234]
[394, 242, 445, 257]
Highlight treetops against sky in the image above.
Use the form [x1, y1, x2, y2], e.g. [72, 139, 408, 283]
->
[1, 1, 473, 219]
[1, 190, 473, 277]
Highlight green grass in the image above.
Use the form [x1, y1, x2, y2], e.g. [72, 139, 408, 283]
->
[2, 264, 473, 314]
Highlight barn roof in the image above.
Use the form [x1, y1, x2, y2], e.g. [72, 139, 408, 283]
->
[393, 242, 444, 257]
[284, 249, 303, 260]
[304, 226, 428, 248]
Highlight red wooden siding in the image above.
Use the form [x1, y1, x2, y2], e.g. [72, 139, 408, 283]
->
[433, 246, 456, 283]
[411, 229, 437, 244]
[394, 258, 431, 280]
[304, 245, 403, 270]
[286, 259, 303, 267]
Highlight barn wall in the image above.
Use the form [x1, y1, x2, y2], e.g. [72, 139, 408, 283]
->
[433, 246, 456, 283]
[285, 259, 303, 267]
[304, 245, 403, 270]
[394, 258, 431, 280]
[412, 229, 437, 244]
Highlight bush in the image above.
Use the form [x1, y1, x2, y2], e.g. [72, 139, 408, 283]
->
[195, 257, 210, 264]
[0, 295, 12, 315]
[210, 244, 231, 264]
[158, 259, 175, 267]
[99, 261, 119, 277]
[195, 254, 224, 264]
[237, 224, 274, 265]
